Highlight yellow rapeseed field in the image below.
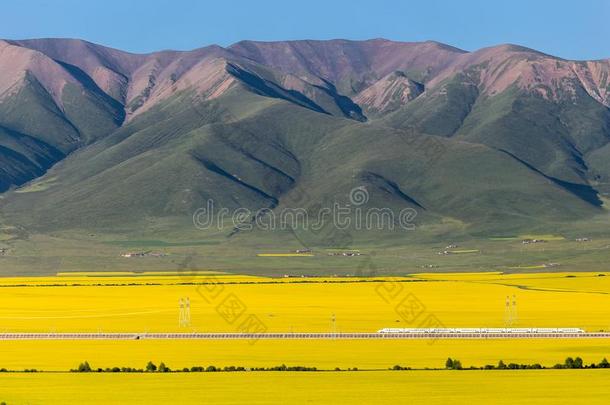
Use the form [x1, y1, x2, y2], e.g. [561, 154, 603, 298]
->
[0, 272, 609, 372]
[1, 370, 609, 404]
[0, 272, 609, 333]
[0, 338, 608, 371]
[0, 271, 609, 404]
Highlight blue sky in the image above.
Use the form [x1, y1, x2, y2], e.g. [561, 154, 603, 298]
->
[2, 0, 609, 60]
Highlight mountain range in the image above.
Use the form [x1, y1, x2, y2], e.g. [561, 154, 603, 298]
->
[1, 38, 609, 240]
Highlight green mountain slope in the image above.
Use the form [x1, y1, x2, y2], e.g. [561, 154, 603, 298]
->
[0, 38, 609, 243]
[1, 84, 601, 237]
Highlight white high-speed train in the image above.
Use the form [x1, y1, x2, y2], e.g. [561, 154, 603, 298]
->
[377, 328, 586, 334]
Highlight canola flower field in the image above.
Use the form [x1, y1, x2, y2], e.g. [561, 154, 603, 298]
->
[1, 370, 610, 405]
[1, 271, 609, 404]
[0, 271, 609, 333]
[0, 337, 608, 371]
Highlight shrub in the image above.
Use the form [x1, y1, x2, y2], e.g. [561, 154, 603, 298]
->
[445, 358, 454, 369]
[563, 357, 583, 369]
[391, 365, 410, 370]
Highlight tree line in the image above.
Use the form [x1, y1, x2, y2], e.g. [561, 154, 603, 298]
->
[71, 361, 318, 373]
[444, 357, 610, 370]
[2, 357, 608, 373]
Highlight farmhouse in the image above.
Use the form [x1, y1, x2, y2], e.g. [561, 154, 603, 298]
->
[121, 251, 167, 258]
[522, 239, 547, 245]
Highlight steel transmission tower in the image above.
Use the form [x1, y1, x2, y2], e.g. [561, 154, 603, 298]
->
[504, 295, 518, 327]
[179, 297, 191, 327]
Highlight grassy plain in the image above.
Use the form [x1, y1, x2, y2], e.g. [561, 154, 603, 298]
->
[1, 370, 610, 405]
[2, 228, 610, 276]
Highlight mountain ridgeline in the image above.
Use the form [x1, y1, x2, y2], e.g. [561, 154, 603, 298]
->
[0, 38, 609, 237]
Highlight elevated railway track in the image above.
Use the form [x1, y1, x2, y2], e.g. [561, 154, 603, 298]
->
[1, 332, 609, 340]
